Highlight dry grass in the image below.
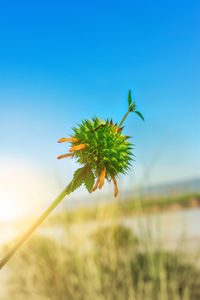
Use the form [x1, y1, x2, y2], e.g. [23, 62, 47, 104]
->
[5, 203, 200, 300]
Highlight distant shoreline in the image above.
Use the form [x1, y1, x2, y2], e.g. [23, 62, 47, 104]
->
[46, 193, 200, 225]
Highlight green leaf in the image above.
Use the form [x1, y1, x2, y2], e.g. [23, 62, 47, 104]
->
[66, 166, 88, 195]
[129, 102, 136, 112]
[84, 167, 95, 193]
[134, 110, 144, 121]
[128, 90, 132, 106]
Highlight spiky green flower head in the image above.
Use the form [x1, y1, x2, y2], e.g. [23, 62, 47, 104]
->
[58, 90, 144, 197]
[71, 117, 133, 179]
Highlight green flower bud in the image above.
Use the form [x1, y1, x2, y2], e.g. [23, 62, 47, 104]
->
[70, 117, 134, 179]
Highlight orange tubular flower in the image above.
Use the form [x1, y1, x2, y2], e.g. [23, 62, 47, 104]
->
[69, 144, 87, 152]
[99, 169, 106, 189]
[58, 137, 79, 143]
[92, 177, 100, 192]
[111, 174, 119, 197]
[57, 153, 74, 160]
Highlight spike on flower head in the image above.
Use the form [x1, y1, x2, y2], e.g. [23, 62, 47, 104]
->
[117, 126, 124, 133]
[110, 118, 113, 128]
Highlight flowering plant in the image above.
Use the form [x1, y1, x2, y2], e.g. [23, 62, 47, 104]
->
[58, 90, 143, 197]
[0, 90, 143, 270]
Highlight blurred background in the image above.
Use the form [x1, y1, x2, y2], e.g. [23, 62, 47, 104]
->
[0, 1, 200, 299]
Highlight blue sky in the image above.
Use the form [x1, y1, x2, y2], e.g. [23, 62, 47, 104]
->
[0, 0, 200, 210]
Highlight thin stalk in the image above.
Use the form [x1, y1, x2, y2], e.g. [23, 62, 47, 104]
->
[118, 110, 130, 128]
[0, 187, 68, 270]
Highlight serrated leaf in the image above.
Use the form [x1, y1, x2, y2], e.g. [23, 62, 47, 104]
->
[128, 90, 132, 106]
[84, 167, 95, 193]
[134, 110, 144, 121]
[66, 166, 87, 195]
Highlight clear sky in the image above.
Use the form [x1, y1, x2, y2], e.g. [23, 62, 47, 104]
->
[0, 0, 199, 219]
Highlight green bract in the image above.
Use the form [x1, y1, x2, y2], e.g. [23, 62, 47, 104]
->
[70, 117, 134, 180]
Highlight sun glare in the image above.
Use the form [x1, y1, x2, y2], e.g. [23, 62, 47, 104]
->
[0, 157, 59, 223]
[0, 194, 21, 222]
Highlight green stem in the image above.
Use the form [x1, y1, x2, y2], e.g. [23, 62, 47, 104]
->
[0, 187, 68, 270]
[118, 111, 130, 128]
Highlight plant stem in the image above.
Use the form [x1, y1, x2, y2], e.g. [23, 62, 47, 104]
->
[118, 111, 130, 128]
[0, 187, 68, 270]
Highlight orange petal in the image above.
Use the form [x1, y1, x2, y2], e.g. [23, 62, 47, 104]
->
[69, 144, 87, 152]
[111, 175, 119, 197]
[57, 153, 74, 160]
[92, 178, 100, 192]
[99, 168, 106, 189]
[58, 137, 79, 143]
